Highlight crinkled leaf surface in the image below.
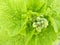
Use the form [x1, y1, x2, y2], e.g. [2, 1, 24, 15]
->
[0, 0, 60, 45]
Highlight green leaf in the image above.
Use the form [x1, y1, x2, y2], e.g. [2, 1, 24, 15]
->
[3, 0, 27, 13]
[52, 16, 60, 33]
[26, 0, 46, 12]
[26, 25, 57, 45]
[50, 0, 60, 14]
[49, 16, 58, 33]
[0, 34, 25, 45]
[0, 0, 27, 36]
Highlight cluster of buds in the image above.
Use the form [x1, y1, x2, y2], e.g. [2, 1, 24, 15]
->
[32, 16, 48, 32]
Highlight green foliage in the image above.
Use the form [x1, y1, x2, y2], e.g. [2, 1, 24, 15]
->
[0, 0, 60, 45]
